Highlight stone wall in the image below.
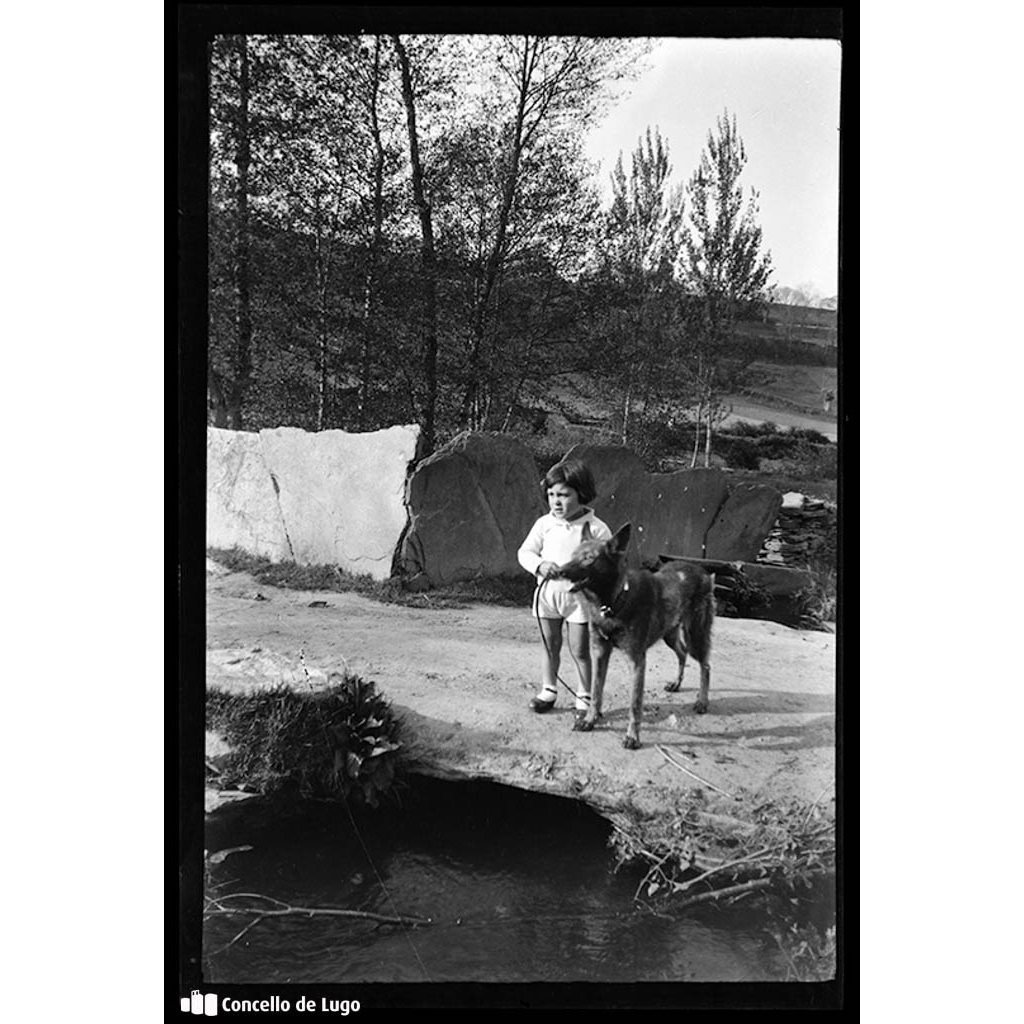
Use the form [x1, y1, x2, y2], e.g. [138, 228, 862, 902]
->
[759, 492, 837, 567]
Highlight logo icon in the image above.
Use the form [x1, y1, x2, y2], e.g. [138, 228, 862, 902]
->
[181, 990, 217, 1016]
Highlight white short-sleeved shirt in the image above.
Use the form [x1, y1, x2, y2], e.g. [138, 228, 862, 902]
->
[517, 510, 612, 622]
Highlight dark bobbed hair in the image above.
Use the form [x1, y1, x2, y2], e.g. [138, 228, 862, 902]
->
[542, 459, 597, 505]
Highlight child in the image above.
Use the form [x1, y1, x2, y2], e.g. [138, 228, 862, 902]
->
[517, 459, 612, 728]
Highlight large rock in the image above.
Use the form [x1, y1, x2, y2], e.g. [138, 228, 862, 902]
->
[641, 469, 732, 562]
[259, 425, 419, 579]
[206, 428, 292, 561]
[560, 444, 646, 550]
[705, 483, 784, 562]
[563, 444, 730, 563]
[400, 432, 544, 585]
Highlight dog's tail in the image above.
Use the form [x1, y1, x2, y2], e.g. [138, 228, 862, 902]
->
[683, 571, 715, 666]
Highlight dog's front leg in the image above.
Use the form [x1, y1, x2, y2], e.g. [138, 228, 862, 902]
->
[579, 636, 611, 732]
[624, 654, 645, 749]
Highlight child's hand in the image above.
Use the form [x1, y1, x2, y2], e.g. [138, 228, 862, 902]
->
[538, 561, 560, 580]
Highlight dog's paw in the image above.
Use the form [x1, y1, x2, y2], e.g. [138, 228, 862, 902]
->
[573, 713, 595, 732]
[693, 698, 709, 714]
[622, 733, 641, 750]
[664, 681, 681, 693]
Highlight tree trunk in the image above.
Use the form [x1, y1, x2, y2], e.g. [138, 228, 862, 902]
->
[704, 396, 713, 467]
[464, 39, 533, 431]
[231, 34, 253, 432]
[393, 35, 438, 454]
[208, 367, 228, 427]
[690, 399, 702, 467]
[316, 308, 328, 431]
[358, 36, 386, 429]
[314, 194, 329, 432]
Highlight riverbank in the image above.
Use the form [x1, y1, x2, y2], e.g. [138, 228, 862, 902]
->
[205, 563, 835, 822]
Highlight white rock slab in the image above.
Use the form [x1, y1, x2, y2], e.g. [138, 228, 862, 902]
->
[259, 425, 419, 579]
[206, 428, 292, 561]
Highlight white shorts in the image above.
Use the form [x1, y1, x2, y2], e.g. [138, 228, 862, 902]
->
[533, 578, 589, 624]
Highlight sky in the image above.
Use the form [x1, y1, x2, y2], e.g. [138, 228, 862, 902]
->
[584, 37, 842, 300]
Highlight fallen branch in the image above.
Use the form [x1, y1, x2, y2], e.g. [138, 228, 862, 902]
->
[671, 867, 837, 914]
[655, 745, 739, 801]
[207, 914, 267, 957]
[206, 893, 431, 927]
[670, 876, 778, 912]
[672, 845, 780, 894]
[634, 850, 675, 902]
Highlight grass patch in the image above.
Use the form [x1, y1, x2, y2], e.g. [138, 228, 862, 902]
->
[208, 546, 536, 609]
[793, 558, 837, 629]
[206, 674, 403, 808]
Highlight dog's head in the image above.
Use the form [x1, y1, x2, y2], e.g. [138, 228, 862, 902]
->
[556, 522, 632, 592]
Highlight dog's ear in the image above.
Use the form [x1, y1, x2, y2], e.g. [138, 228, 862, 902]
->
[613, 522, 632, 552]
[581, 520, 592, 541]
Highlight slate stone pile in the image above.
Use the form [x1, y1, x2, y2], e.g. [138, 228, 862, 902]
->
[759, 491, 837, 567]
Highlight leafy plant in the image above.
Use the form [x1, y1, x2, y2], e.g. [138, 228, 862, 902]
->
[793, 563, 837, 629]
[206, 674, 403, 808]
[715, 569, 772, 617]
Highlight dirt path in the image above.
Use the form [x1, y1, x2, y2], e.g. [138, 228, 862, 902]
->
[721, 399, 838, 441]
[205, 563, 836, 821]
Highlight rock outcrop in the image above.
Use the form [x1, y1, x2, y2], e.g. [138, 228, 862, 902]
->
[563, 443, 739, 564]
[206, 424, 420, 580]
[705, 483, 784, 562]
[206, 428, 292, 561]
[398, 432, 545, 585]
[259, 425, 420, 579]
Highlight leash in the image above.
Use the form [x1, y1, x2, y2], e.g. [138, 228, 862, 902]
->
[532, 576, 584, 702]
[298, 648, 433, 982]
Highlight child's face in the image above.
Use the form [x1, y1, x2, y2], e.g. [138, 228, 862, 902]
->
[547, 482, 582, 520]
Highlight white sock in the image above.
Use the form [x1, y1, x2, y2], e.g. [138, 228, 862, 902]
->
[536, 685, 557, 704]
[575, 692, 592, 712]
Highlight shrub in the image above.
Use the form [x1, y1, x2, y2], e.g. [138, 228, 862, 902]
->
[206, 674, 403, 808]
[716, 569, 773, 617]
[722, 419, 780, 438]
[793, 563, 837, 628]
[718, 436, 761, 470]
[790, 427, 832, 445]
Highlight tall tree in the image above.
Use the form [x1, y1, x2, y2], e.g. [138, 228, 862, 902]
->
[678, 111, 773, 466]
[598, 127, 685, 450]
[456, 35, 646, 432]
[391, 34, 440, 454]
[208, 35, 255, 430]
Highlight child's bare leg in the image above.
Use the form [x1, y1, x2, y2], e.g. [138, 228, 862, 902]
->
[567, 622, 592, 714]
[531, 617, 563, 709]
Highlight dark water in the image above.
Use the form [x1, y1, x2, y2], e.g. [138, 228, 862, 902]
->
[203, 778, 825, 984]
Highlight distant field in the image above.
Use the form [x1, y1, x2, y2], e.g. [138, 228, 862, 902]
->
[544, 363, 838, 428]
[735, 362, 838, 420]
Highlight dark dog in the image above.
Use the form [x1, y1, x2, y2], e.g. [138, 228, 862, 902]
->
[556, 522, 715, 749]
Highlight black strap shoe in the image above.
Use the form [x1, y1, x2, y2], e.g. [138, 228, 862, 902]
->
[529, 695, 556, 713]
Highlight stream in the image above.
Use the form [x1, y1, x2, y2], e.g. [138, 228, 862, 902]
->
[203, 777, 832, 984]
